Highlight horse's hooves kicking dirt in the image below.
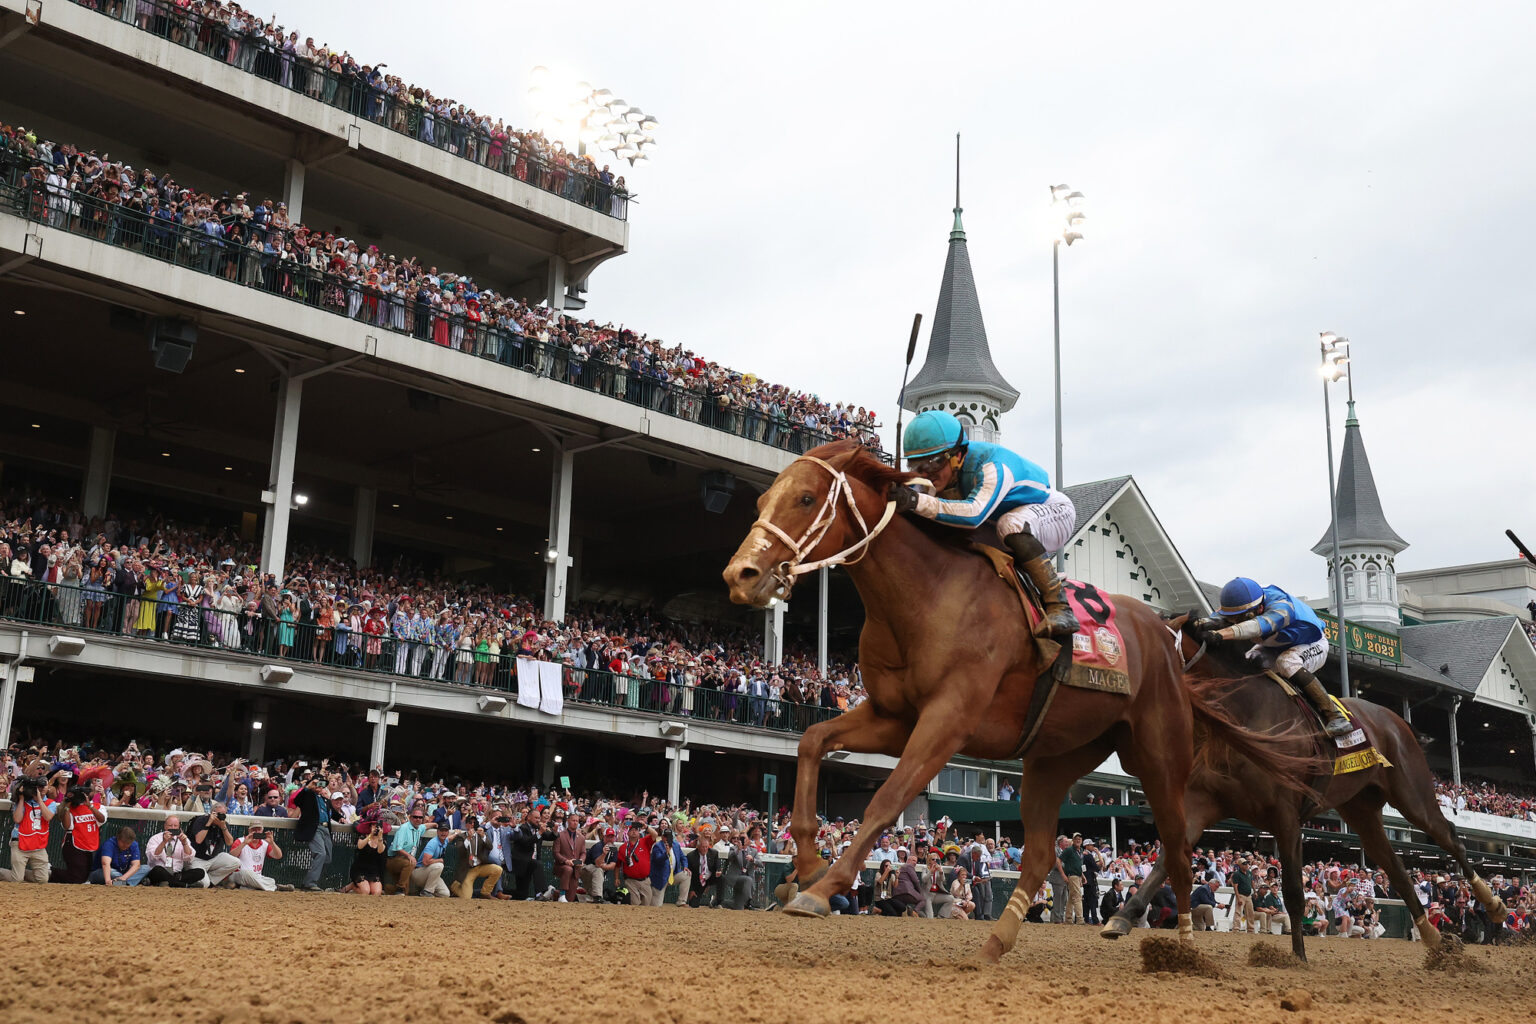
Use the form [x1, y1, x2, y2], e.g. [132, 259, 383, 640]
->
[1248, 943, 1307, 969]
[1139, 935, 1222, 978]
[1424, 934, 1488, 974]
[782, 893, 830, 919]
[1099, 918, 1131, 940]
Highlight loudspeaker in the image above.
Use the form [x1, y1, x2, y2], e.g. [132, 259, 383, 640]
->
[149, 317, 197, 373]
[699, 470, 736, 514]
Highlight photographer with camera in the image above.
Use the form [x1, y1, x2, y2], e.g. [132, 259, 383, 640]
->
[350, 817, 389, 895]
[144, 816, 205, 887]
[447, 812, 502, 900]
[59, 785, 107, 884]
[229, 823, 293, 891]
[187, 801, 241, 887]
[0, 769, 54, 883]
[291, 775, 334, 891]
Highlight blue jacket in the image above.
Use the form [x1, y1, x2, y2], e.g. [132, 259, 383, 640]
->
[916, 440, 1052, 529]
[1252, 585, 1326, 648]
[649, 838, 685, 889]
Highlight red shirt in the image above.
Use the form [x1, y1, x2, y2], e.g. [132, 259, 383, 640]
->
[620, 836, 654, 880]
[16, 800, 49, 852]
[66, 804, 102, 851]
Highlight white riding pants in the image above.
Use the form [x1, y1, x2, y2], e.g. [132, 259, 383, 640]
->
[1251, 639, 1328, 678]
[995, 489, 1077, 555]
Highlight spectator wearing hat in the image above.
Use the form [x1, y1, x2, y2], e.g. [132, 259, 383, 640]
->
[618, 819, 657, 905]
[416, 825, 457, 898]
[582, 825, 619, 903]
[290, 775, 334, 891]
[229, 823, 293, 891]
[1254, 881, 1289, 935]
[349, 815, 389, 895]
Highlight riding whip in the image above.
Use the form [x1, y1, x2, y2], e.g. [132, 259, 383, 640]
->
[1507, 529, 1535, 564]
[893, 312, 922, 463]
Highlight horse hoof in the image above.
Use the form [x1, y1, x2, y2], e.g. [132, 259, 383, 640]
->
[980, 935, 1005, 964]
[1099, 918, 1131, 940]
[773, 882, 799, 907]
[782, 893, 830, 919]
[1488, 899, 1509, 925]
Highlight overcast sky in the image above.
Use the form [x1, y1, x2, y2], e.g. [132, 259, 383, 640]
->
[297, 0, 1536, 601]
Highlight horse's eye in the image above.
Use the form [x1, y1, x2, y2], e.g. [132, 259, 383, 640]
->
[799, 494, 815, 507]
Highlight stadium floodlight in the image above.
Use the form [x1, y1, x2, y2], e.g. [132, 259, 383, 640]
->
[527, 70, 658, 166]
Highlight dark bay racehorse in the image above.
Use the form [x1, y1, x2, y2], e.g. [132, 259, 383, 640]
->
[721, 441, 1314, 961]
[1101, 614, 1509, 958]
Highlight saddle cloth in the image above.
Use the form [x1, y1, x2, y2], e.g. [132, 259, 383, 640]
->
[972, 544, 1131, 696]
[1267, 672, 1393, 775]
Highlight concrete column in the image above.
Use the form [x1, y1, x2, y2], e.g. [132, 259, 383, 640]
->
[81, 426, 115, 520]
[763, 601, 786, 666]
[665, 744, 686, 807]
[0, 656, 21, 750]
[245, 700, 269, 763]
[1109, 815, 1117, 857]
[259, 375, 303, 580]
[1400, 696, 1412, 725]
[283, 158, 306, 224]
[542, 447, 574, 622]
[817, 566, 829, 675]
[546, 255, 567, 312]
[1448, 697, 1462, 787]
[350, 486, 377, 569]
[367, 707, 396, 772]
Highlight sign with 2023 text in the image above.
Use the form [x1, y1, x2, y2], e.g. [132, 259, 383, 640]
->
[1318, 613, 1401, 664]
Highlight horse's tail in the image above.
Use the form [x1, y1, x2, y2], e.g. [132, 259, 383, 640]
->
[1183, 674, 1328, 797]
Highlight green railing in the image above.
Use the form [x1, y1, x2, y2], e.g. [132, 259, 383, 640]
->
[65, 0, 631, 219]
[0, 576, 842, 735]
[0, 162, 877, 457]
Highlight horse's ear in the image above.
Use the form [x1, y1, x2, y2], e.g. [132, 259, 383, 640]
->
[1165, 612, 1192, 630]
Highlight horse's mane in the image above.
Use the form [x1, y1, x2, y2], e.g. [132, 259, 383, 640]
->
[805, 439, 915, 492]
[806, 440, 976, 550]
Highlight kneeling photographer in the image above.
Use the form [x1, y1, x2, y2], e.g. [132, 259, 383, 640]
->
[0, 770, 55, 883]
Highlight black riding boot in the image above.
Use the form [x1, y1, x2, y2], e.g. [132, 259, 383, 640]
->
[1294, 670, 1352, 738]
[1005, 532, 1076, 638]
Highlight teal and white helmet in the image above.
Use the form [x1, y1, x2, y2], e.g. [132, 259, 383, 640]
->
[903, 410, 968, 461]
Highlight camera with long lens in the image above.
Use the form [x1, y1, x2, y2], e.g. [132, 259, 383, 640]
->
[13, 777, 41, 800]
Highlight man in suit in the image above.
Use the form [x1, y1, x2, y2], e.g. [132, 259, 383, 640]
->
[1099, 877, 1127, 924]
[686, 826, 723, 907]
[446, 814, 502, 900]
[552, 812, 586, 903]
[721, 832, 757, 910]
[505, 808, 543, 899]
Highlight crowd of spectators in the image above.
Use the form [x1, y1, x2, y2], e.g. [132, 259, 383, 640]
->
[7, 735, 1531, 942]
[68, 0, 630, 217]
[0, 122, 884, 455]
[0, 487, 870, 725]
[1437, 777, 1536, 822]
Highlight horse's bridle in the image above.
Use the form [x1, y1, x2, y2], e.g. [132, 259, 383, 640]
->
[1165, 624, 1208, 673]
[749, 455, 897, 598]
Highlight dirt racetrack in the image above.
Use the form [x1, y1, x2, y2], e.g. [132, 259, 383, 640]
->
[2, 885, 1532, 1024]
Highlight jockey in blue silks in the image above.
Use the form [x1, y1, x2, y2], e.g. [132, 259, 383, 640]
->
[890, 410, 1078, 638]
[1194, 578, 1351, 737]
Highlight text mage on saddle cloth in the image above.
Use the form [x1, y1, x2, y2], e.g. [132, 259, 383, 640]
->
[1061, 581, 1131, 694]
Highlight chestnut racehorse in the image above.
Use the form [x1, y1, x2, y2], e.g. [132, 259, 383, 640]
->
[1101, 615, 1509, 957]
[722, 441, 1313, 961]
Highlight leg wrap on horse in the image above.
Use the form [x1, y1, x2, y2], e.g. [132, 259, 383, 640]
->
[1413, 913, 1443, 950]
[1177, 912, 1195, 941]
[1005, 531, 1076, 638]
[1471, 874, 1508, 923]
[1294, 670, 1352, 737]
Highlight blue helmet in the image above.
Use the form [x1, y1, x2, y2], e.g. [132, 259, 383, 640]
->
[1217, 577, 1265, 618]
[903, 410, 968, 460]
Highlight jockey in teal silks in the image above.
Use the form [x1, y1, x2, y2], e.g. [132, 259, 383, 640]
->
[890, 410, 1078, 638]
[1193, 577, 1352, 737]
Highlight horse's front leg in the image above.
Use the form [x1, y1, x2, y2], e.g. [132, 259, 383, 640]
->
[788, 702, 910, 886]
[786, 700, 975, 918]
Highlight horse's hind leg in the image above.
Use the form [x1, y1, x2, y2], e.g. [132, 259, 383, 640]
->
[982, 740, 1113, 964]
[1337, 793, 1439, 950]
[1378, 722, 1507, 928]
[787, 702, 909, 887]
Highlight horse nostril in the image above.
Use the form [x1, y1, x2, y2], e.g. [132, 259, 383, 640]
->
[737, 566, 760, 581]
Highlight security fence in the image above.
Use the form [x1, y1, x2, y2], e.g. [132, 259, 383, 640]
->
[0, 160, 863, 455]
[64, 0, 632, 219]
[0, 576, 844, 736]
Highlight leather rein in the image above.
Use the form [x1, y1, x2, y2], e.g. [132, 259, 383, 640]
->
[749, 455, 898, 598]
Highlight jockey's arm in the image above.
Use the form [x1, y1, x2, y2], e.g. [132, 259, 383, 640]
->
[912, 460, 1014, 529]
[1219, 603, 1293, 643]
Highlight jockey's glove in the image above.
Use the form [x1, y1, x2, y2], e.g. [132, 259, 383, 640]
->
[1189, 617, 1222, 634]
[1200, 630, 1226, 647]
[888, 483, 919, 515]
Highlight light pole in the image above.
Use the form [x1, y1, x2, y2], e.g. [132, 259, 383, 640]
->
[1319, 331, 1352, 700]
[1049, 185, 1086, 572]
[528, 66, 659, 166]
